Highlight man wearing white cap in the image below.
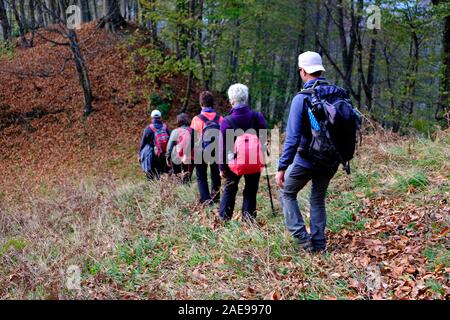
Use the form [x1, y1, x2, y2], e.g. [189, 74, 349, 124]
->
[139, 109, 171, 180]
[276, 51, 349, 253]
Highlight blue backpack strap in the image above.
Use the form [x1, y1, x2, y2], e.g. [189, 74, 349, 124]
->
[197, 113, 209, 124]
[298, 90, 322, 133]
[212, 114, 221, 123]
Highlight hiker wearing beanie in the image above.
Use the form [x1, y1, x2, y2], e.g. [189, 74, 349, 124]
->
[276, 51, 360, 253]
[219, 84, 267, 222]
[139, 110, 171, 180]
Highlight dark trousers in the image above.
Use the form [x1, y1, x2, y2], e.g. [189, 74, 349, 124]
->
[219, 171, 261, 221]
[195, 163, 221, 204]
[147, 155, 168, 180]
[172, 163, 194, 184]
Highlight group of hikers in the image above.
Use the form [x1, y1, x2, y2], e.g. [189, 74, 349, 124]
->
[139, 51, 360, 253]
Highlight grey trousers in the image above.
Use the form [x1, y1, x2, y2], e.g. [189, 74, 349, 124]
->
[280, 163, 336, 250]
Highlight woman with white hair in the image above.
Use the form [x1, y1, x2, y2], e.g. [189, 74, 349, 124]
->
[218, 83, 267, 222]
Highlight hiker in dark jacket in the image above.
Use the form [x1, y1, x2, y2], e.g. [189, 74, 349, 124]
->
[166, 113, 194, 183]
[219, 83, 267, 222]
[276, 51, 346, 253]
[191, 91, 223, 205]
[139, 110, 170, 180]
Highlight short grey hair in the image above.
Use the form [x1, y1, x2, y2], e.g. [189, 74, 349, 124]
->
[228, 83, 249, 107]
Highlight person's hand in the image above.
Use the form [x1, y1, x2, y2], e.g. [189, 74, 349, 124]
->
[137, 155, 141, 163]
[166, 159, 172, 168]
[276, 171, 285, 189]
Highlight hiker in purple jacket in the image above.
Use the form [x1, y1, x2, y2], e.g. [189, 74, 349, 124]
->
[219, 84, 267, 222]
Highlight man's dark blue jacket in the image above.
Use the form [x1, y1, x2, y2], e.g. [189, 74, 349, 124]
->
[278, 77, 350, 172]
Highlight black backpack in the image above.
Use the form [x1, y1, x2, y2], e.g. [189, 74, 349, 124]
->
[197, 114, 221, 150]
[299, 82, 361, 174]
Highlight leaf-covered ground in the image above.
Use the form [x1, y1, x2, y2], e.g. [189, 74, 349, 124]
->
[0, 130, 448, 299]
[0, 22, 227, 201]
[0, 23, 448, 300]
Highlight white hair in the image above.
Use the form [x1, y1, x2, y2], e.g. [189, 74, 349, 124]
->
[228, 83, 249, 107]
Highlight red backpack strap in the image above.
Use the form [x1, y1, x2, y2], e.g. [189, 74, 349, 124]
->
[149, 124, 156, 132]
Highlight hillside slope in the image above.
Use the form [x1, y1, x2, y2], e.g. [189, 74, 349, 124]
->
[0, 22, 225, 201]
[0, 126, 448, 299]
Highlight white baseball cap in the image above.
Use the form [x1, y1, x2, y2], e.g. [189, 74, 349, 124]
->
[151, 110, 161, 118]
[298, 51, 326, 74]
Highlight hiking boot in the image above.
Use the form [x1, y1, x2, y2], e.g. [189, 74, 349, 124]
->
[311, 247, 327, 255]
[296, 238, 313, 252]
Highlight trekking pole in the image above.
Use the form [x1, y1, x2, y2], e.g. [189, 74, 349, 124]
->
[265, 165, 277, 217]
[264, 142, 276, 217]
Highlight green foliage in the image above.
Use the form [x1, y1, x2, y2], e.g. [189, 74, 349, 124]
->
[104, 235, 172, 287]
[0, 238, 27, 258]
[353, 171, 381, 197]
[394, 171, 429, 193]
[327, 192, 363, 233]
[148, 92, 171, 117]
[425, 279, 445, 296]
[423, 244, 449, 271]
[0, 41, 15, 60]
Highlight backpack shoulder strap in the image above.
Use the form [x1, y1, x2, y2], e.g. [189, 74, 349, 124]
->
[197, 114, 209, 124]
[299, 89, 314, 96]
[149, 124, 156, 132]
[312, 79, 331, 89]
[212, 114, 221, 123]
[225, 115, 238, 130]
[298, 91, 314, 111]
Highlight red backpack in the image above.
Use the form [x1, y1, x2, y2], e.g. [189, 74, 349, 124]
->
[175, 127, 194, 164]
[226, 112, 265, 176]
[150, 123, 169, 157]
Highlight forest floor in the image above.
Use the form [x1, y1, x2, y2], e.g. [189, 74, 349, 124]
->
[0, 23, 449, 300]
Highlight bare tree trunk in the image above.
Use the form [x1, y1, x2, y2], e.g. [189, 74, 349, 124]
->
[36, 0, 44, 27]
[11, 0, 29, 48]
[102, 0, 125, 32]
[92, 0, 98, 20]
[383, 45, 395, 122]
[357, 27, 377, 110]
[402, 31, 419, 116]
[181, 0, 197, 113]
[29, 0, 36, 47]
[45, 0, 57, 24]
[57, 0, 66, 23]
[229, 19, 240, 85]
[68, 29, 93, 116]
[18, 0, 28, 33]
[78, 0, 91, 23]
[0, 0, 10, 41]
[432, 0, 450, 122]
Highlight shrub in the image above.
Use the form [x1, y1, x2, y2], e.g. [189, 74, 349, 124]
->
[148, 92, 171, 118]
[0, 41, 15, 60]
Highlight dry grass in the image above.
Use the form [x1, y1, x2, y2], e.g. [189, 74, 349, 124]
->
[0, 130, 449, 299]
